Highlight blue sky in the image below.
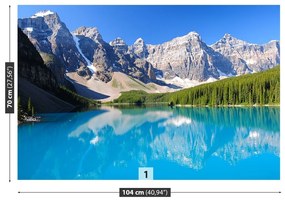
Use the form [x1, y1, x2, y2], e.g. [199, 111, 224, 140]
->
[18, 5, 280, 45]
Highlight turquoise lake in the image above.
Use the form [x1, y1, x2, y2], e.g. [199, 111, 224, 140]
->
[18, 106, 280, 180]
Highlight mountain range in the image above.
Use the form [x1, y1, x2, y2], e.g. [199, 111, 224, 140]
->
[18, 10, 280, 102]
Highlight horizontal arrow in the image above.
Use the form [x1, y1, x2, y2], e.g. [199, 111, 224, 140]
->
[18, 191, 281, 194]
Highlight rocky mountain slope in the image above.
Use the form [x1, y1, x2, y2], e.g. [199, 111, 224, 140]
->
[18, 11, 87, 84]
[73, 26, 157, 83]
[143, 32, 235, 81]
[18, 10, 280, 101]
[18, 27, 74, 113]
[18, 27, 58, 92]
[211, 33, 280, 75]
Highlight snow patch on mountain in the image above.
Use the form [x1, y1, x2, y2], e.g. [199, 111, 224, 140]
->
[217, 69, 235, 79]
[24, 27, 33, 32]
[73, 35, 97, 73]
[31, 10, 55, 18]
[245, 59, 257, 65]
[157, 76, 218, 88]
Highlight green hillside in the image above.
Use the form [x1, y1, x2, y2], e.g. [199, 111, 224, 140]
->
[114, 66, 280, 106]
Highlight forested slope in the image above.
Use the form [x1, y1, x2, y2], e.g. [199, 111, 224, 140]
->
[114, 66, 280, 106]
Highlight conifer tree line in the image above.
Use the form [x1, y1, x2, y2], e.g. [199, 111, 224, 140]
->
[114, 66, 280, 105]
[168, 66, 279, 105]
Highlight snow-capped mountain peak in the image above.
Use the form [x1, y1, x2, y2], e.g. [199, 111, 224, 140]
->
[223, 33, 232, 39]
[134, 37, 144, 44]
[109, 37, 128, 54]
[173, 31, 202, 43]
[217, 33, 253, 47]
[131, 37, 148, 58]
[73, 26, 103, 42]
[31, 10, 55, 18]
[110, 37, 127, 46]
[187, 31, 201, 38]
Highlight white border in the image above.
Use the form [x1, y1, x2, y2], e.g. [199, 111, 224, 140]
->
[0, 0, 283, 201]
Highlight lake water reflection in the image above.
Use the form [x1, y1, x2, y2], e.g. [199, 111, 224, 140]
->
[18, 106, 280, 179]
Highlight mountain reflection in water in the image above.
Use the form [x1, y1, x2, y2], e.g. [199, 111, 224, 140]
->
[18, 106, 280, 179]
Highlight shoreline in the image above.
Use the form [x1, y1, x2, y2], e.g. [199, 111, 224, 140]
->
[175, 104, 280, 108]
[18, 103, 279, 124]
[102, 102, 280, 107]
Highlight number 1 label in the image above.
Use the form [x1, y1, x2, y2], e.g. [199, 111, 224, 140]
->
[144, 170, 148, 178]
[139, 167, 153, 180]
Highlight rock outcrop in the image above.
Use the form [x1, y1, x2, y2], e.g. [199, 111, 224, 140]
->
[18, 10, 87, 84]
[18, 27, 74, 113]
[144, 32, 235, 81]
[211, 34, 280, 74]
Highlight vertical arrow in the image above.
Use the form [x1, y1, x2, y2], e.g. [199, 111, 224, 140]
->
[8, 5, 11, 182]
[9, 5, 11, 62]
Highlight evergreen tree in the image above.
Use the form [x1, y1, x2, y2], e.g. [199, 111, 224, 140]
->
[27, 97, 32, 116]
